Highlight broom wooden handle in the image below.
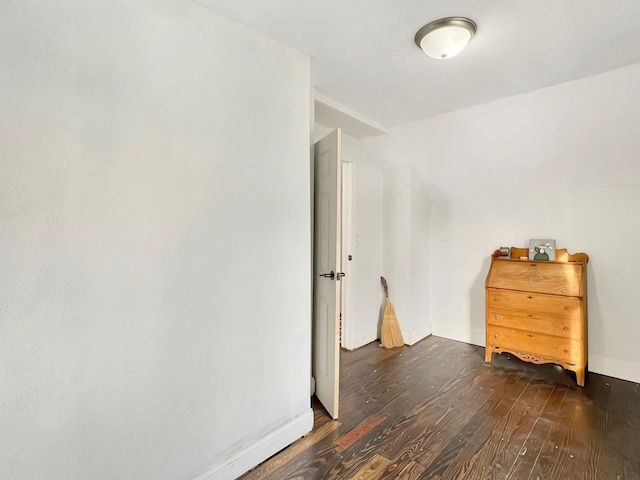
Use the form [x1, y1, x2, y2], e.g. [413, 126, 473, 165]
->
[381, 276, 389, 297]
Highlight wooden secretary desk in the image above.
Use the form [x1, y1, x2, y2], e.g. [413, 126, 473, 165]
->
[484, 247, 589, 386]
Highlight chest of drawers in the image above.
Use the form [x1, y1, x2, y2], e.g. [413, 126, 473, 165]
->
[484, 247, 589, 386]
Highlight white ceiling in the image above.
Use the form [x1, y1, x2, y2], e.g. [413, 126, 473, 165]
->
[196, 0, 640, 196]
[196, 0, 640, 128]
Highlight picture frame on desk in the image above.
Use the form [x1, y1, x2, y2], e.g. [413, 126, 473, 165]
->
[528, 238, 556, 261]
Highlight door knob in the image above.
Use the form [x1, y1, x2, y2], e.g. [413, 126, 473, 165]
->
[319, 271, 335, 279]
[337, 272, 346, 281]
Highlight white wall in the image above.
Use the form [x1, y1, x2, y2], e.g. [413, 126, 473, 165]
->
[383, 168, 413, 337]
[410, 172, 433, 342]
[0, 2, 312, 480]
[383, 167, 432, 344]
[342, 135, 385, 348]
[367, 62, 640, 199]
[431, 186, 640, 383]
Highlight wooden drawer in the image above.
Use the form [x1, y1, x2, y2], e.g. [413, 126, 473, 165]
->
[486, 259, 583, 297]
[487, 288, 582, 318]
[486, 308, 580, 340]
[486, 325, 581, 363]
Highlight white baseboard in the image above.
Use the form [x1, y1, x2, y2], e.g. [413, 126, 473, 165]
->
[588, 354, 640, 384]
[353, 328, 378, 349]
[404, 324, 432, 345]
[190, 409, 314, 480]
[431, 323, 484, 347]
[351, 325, 432, 349]
[432, 324, 640, 384]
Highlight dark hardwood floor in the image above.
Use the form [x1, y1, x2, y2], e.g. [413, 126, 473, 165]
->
[240, 336, 640, 479]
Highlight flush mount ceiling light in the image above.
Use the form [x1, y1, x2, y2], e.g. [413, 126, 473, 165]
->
[414, 17, 477, 59]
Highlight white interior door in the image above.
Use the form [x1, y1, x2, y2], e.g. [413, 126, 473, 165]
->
[313, 128, 342, 419]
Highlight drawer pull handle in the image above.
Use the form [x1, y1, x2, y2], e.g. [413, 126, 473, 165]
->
[566, 362, 576, 366]
[563, 325, 569, 331]
[494, 297, 500, 301]
[564, 306, 569, 311]
[527, 295, 534, 300]
[564, 349, 569, 353]
[495, 334, 499, 339]
[495, 314, 500, 319]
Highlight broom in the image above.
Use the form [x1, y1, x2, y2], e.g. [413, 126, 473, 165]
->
[380, 276, 404, 348]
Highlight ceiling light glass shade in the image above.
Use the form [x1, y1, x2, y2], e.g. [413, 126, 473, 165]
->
[415, 17, 477, 59]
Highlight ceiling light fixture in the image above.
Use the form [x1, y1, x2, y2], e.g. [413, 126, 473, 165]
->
[414, 17, 477, 60]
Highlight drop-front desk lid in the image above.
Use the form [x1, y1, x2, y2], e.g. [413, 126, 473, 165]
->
[486, 258, 584, 297]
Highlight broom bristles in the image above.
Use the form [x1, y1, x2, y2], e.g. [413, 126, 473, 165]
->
[381, 298, 404, 348]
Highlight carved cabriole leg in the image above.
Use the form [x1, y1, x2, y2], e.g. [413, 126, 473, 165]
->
[575, 368, 585, 387]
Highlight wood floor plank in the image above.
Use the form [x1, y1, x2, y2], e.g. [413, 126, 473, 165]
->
[384, 359, 506, 468]
[485, 380, 557, 479]
[314, 343, 487, 479]
[421, 371, 534, 479]
[377, 456, 426, 480]
[395, 460, 426, 480]
[527, 385, 597, 480]
[322, 381, 462, 478]
[340, 339, 462, 408]
[598, 377, 640, 480]
[349, 454, 392, 480]
[503, 384, 568, 479]
[605, 378, 640, 457]
[239, 418, 342, 479]
[335, 414, 387, 450]
[430, 379, 557, 480]
[565, 373, 612, 480]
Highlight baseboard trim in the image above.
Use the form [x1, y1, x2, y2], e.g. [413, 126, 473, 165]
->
[353, 329, 378, 350]
[431, 323, 484, 347]
[404, 324, 432, 345]
[588, 354, 640, 384]
[351, 325, 432, 350]
[190, 409, 314, 480]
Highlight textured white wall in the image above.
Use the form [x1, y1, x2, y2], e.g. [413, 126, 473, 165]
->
[382, 167, 413, 337]
[0, 1, 311, 479]
[382, 166, 432, 344]
[410, 171, 433, 342]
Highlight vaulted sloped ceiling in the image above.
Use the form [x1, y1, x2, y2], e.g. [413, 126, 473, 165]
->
[196, 0, 640, 197]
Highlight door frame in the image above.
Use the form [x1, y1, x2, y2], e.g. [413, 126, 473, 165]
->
[341, 152, 355, 350]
